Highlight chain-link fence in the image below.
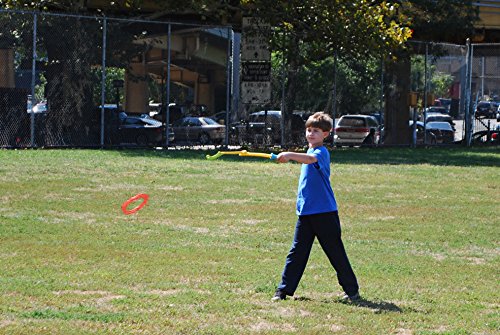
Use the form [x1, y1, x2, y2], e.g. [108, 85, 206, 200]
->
[1, 9, 499, 149]
[468, 43, 500, 145]
[407, 41, 467, 146]
[0, 9, 232, 148]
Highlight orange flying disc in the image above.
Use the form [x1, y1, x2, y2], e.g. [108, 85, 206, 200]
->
[121, 193, 149, 215]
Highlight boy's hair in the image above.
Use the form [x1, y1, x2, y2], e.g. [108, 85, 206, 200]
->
[305, 112, 333, 132]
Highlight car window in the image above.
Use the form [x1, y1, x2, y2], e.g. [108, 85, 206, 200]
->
[188, 118, 202, 126]
[172, 119, 184, 127]
[367, 117, 378, 127]
[338, 117, 365, 127]
[181, 118, 192, 126]
[124, 118, 140, 125]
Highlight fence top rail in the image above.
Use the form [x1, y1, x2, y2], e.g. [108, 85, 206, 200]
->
[409, 40, 467, 48]
[0, 8, 232, 29]
[471, 42, 500, 46]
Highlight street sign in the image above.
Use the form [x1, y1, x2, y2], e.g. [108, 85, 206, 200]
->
[241, 17, 270, 61]
[241, 62, 271, 82]
[241, 81, 271, 104]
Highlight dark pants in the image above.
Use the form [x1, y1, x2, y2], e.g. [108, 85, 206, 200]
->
[277, 211, 359, 296]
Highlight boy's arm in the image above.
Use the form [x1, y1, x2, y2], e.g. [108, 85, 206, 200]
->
[276, 152, 317, 164]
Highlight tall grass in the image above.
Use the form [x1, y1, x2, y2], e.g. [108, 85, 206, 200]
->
[0, 147, 498, 334]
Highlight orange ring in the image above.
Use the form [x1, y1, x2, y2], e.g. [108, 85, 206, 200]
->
[121, 193, 149, 215]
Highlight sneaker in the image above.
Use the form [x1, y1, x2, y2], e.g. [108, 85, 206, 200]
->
[271, 290, 287, 301]
[340, 292, 360, 302]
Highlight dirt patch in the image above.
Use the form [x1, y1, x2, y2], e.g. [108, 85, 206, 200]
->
[0, 320, 16, 328]
[206, 199, 250, 204]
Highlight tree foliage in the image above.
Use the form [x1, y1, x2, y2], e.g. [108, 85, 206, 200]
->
[401, 0, 478, 43]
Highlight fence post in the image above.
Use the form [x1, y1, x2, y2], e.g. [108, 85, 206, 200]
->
[480, 56, 485, 99]
[280, 53, 286, 147]
[423, 42, 428, 144]
[465, 39, 473, 147]
[224, 27, 232, 147]
[379, 55, 384, 133]
[30, 12, 37, 147]
[100, 17, 107, 147]
[331, 51, 338, 146]
[165, 24, 172, 147]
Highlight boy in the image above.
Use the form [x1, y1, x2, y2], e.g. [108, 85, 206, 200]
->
[272, 112, 360, 301]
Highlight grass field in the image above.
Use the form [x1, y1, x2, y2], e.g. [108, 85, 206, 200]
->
[0, 147, 499, 335]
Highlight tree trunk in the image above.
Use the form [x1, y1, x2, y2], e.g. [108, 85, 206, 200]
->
[43, 18, 99, 146]
[384, 54, 411, 146]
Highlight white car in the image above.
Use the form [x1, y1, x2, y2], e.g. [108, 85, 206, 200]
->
[334, 115, 380, 147]
[31, 101, 47, 113]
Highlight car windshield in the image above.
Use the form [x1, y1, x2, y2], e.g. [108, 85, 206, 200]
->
[337, 117, 366, 127]
[427, 122, 453, 130]
[427, 115, 451, 122]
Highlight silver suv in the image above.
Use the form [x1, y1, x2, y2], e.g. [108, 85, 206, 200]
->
[334, 115, 380, 147]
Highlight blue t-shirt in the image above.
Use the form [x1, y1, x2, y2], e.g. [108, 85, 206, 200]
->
[296, 146, 337, 216]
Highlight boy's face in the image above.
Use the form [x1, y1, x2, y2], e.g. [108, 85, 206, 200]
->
[306, 126, 330, 147]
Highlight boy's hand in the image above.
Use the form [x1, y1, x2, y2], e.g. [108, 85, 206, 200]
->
[276, 152, 291, 163]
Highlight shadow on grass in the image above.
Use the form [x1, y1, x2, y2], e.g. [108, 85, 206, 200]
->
[331, 146, 500, 167]
[340, 297, 403, 313]
[293, 295, 404, 313]
[109, 146, 500, 167]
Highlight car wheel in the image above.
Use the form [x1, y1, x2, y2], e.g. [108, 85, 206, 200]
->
[199, 132, 211, 145]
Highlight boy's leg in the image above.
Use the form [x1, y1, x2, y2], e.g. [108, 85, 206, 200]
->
[277, 216, 315, 296]
[312, 211, 359, 296]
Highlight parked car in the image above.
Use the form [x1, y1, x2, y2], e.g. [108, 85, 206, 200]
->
[247, 110, 282, 144]
[425, 106, 449, 114]
[434, 98, 451, 111]
[114, 112, 174, 146]
[493, 124, 500, 144]
[32, 101, 48, 114]
[426, 121, 455, 143]
[409, 120, 438, 144]
[151, 103, 186, 124]
[471, 124, 500, 145]
[209, 111, 228, 125]
[424, 112, 455, 130]
[334, 114, 380, 147]
[229, 110, 305, 145]
[172, 116, 225, 145]
[369, 112, 384, 125]
[475, 101, 494, 118]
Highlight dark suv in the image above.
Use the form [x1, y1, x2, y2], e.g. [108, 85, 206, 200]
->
[475, 101, 494, 118]
[229, 110, 305, 145]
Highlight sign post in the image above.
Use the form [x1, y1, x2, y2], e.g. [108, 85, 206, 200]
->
[241, 17, 271, 105]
